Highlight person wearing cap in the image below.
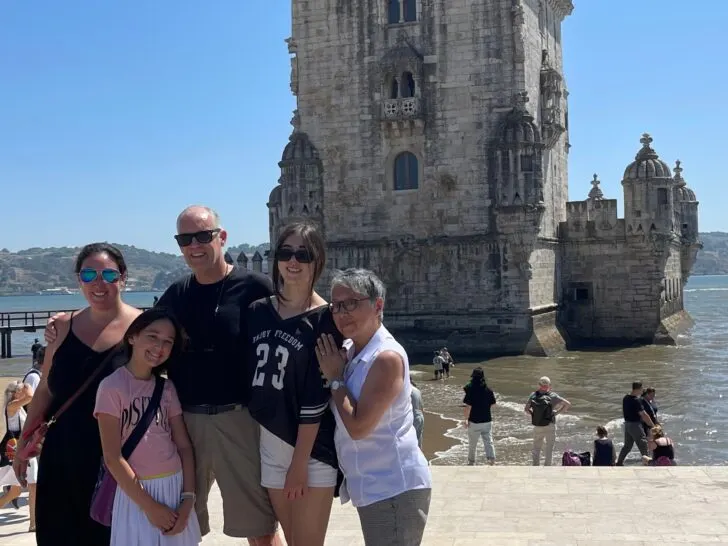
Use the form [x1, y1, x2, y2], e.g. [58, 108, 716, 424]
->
[524, 376, 571, 466]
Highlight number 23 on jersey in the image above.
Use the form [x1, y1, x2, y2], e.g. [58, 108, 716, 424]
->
[252, 343, 290, 390]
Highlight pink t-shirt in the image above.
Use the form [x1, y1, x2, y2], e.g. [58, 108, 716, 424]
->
[94, 367, 182, 479]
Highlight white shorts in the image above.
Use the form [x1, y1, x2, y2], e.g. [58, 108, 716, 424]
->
[259, 426, 337, 489]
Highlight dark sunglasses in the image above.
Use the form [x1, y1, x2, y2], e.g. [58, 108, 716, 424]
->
[330, 297, 370, 314]
[79, 268, 121, 284]
[174, 229, 221, 247]
[275, 248, 312, 264]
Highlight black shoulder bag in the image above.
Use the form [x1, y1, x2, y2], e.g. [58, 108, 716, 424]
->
[90, 376, 166, 527]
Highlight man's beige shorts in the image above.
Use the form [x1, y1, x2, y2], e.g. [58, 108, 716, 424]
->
[184, 406, 277, 538]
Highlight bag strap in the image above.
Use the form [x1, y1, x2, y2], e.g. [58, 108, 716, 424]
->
[121, 376, 165, 460]
[49, 342, 123, 423]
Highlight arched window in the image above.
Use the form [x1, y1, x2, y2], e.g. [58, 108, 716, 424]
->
[401, 72, 415, 98]
[394, 152, 419, 190]
[404, 0, 416, 22]
[390, 77, 399, 99]
[388, 0, 400, 24]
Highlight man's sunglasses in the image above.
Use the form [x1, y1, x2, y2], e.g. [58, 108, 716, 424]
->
[275, 248, 312, 264]
[79, 268, 121, 284]
[174, 229, 221, 247]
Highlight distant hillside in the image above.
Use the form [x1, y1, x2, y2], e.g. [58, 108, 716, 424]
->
[0, 233, 723, 295]
[694, 232, 728, 275]
[0, 242, 268, 295]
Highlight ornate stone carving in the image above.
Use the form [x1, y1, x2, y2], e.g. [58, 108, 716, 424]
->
[511, 1, 525, 63]
[286, 38, 299, 96]
[540, 50, 565, 149]
[588, 174, 604, 201]
[382, 97, 421, 120]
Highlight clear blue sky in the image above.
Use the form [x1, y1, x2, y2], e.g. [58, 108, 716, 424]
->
[1, 1, 725, 254]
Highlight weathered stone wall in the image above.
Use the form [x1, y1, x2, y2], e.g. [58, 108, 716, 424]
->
[660, 241, 684, 319]
[560, 239, 662, 343]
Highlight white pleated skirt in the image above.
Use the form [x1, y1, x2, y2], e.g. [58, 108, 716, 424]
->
[111, 471, 201, 546]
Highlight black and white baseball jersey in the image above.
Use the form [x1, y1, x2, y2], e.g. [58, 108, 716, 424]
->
[246, 297, 343, 469]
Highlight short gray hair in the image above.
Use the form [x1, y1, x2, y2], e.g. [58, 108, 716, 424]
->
[330, 268, 386, 318]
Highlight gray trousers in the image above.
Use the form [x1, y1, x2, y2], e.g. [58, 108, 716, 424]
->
[617, 421, 648, 464]
[357, 488, 431, 546]
[532, 423, 556, 466]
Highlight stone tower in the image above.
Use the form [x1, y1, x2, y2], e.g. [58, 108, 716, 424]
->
[269, 0, 576, 355]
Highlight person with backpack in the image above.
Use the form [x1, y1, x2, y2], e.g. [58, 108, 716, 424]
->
[524, 376, 571, 466]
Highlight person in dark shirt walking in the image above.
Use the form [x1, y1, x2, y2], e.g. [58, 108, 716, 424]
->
[616, 381, 655, 465]
[247, 222, 343, 546]
[592, 426, 616, 466]
[463, 367, 497, 465]
[157, 206, 280, 545]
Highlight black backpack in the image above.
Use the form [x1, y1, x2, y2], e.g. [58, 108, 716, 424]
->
[530, 391, 554, 426]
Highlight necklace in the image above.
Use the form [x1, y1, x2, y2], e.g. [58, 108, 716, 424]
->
[214, 265, 233, 316]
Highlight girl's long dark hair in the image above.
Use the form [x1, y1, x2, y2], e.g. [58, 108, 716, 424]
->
[122, 306, 186, 376]
[466, 367, 488, 391]
[272, 222, 326, 302]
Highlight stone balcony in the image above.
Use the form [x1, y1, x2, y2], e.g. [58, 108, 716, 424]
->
[2, 466, 727, 545]
[381, 97, 424, 135]
[383, 97, 421, 119]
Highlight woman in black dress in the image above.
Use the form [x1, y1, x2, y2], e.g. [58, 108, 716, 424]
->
[14, 243, 140, 545]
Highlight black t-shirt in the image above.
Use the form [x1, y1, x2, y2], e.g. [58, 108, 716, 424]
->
[622, 394, 644, 423]
[246, 298, 343, 469]
[157, 267, 274, 406]
[463, 384, 496, 423]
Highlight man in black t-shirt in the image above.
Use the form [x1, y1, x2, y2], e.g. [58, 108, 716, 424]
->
[157, 205, 279, 544]
[616, 381, 655, 465]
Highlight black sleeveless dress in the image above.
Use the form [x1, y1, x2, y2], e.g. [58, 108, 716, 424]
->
[36, 321, 116, 546]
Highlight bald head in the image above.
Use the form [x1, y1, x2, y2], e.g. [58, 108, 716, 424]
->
[177, 205, 220, 231]
[175, 205, 228, 283]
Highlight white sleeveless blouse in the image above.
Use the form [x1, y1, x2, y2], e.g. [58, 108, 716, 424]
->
[332, 325, 432, 508]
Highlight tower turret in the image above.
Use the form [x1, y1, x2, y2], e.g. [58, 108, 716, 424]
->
[622, 133, 676, 235]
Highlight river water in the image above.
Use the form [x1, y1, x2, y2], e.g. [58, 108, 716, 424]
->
[1, 277, 726, 465]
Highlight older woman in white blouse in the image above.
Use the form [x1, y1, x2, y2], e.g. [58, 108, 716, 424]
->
[316, 268, 431, 546]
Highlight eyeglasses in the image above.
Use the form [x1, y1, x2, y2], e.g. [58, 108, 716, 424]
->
[79, 268, 121, 284]
[330, 297, 370, 314]
[174, 229, 221, 247]
[275, 248, 312, 264]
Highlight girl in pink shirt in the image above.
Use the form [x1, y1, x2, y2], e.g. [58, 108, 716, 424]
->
[94, 307, 200, 545]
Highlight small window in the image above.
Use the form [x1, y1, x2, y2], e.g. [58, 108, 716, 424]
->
[521, 154, 533, 172]
[388, 0, 400, 24]
[657, 188, 668, 205]
[575, 288, 589, 301]
[390, 77, 399, 99]
[394, 152, 418, 190]
[401, 72, 415, 98]
[404, 0, 416, 22]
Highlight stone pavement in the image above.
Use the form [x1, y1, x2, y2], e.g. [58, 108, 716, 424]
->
[1, 466, 727, 545]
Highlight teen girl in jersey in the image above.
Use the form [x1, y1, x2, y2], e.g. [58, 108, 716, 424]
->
[246, 222, 343, 546]
[95, 307, 201, 545]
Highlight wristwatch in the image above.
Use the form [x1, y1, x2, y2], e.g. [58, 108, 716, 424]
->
[330, 379, 344, 391]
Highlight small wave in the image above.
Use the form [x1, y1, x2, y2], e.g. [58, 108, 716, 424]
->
[684, 288, 728, 293]
[496, 435, 531, 446]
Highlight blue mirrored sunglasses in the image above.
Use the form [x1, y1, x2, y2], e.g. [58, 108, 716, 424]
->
[79, 268, 121, 284]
